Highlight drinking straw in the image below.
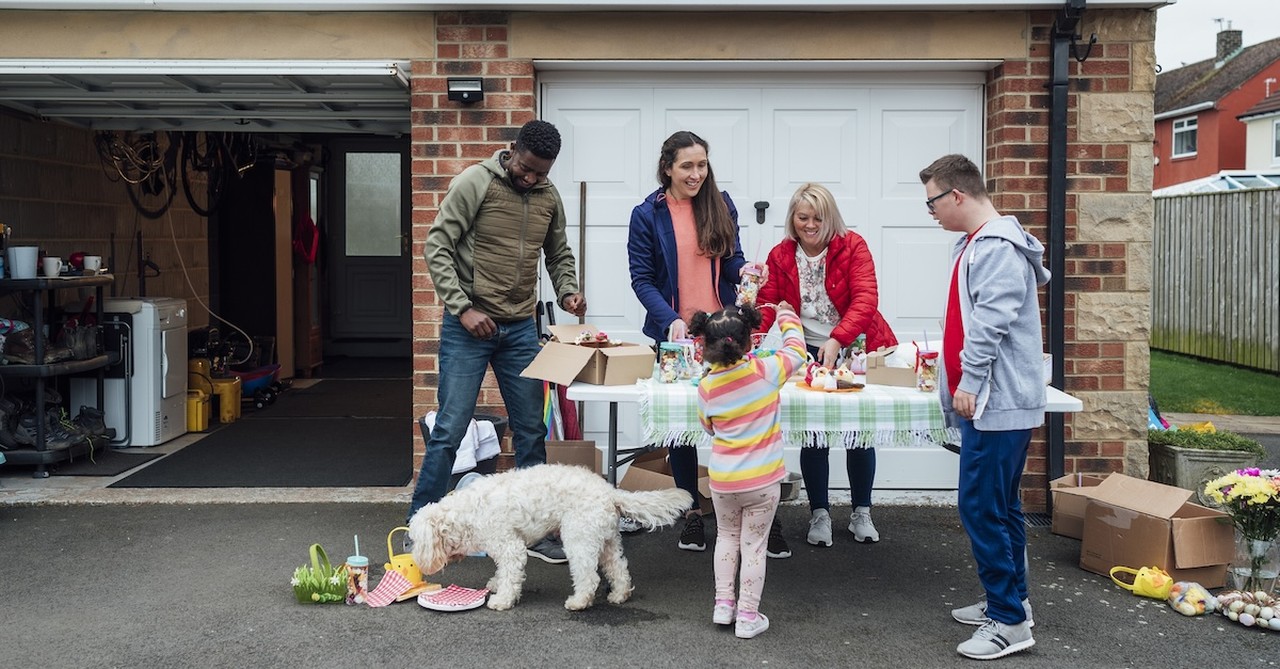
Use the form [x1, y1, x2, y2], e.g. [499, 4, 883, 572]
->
[923, 331, 929, 351]
[354, 535, 361, 557]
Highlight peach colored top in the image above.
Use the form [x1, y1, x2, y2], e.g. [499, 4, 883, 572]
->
[669, 196, 721, 325]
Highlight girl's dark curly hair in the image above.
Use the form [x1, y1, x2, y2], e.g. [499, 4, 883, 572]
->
[688, 305, 762, 366]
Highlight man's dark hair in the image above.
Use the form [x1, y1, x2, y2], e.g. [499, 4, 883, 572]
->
[919, 154, 988, 198]
[514, 120, 562, 160]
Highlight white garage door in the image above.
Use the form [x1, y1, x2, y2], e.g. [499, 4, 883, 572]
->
[540, 70, 983, 490]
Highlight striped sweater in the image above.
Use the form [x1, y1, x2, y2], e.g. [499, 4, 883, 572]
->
[698, 311, 807, 494]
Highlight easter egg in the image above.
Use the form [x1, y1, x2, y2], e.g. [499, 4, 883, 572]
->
[1239, 613, 1256, 627]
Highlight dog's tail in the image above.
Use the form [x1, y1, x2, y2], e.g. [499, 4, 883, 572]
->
[611, 488, 694, 529]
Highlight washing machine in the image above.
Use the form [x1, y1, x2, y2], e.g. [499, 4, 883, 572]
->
[71, 297, 188, 446]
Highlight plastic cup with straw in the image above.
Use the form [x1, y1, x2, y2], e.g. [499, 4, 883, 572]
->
[346, 534, 369, 605]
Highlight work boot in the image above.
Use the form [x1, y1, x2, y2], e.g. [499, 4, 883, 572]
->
[15, 412, 74, 450]
[74, 406, 116, 440]
[0, 397, 21, 449]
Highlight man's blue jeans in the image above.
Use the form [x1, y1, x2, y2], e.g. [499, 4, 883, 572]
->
[957, 418, 1032, 626]
[407, 314, 546, 521]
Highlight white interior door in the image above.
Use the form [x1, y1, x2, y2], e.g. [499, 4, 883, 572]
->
[541, 71, 982, 491]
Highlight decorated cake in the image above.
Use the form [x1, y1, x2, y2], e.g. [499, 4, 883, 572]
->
[573, 330, 613, 347]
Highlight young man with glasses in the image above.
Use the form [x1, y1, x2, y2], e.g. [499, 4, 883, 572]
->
[410, 120, 587, 564]
[919, 154, 1049, 661]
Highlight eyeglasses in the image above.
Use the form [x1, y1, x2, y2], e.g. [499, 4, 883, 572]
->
[926, 188, 956, 214]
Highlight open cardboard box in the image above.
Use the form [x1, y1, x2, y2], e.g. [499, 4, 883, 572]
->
[546, 440, 602, 474]
[521, 324, 655, 387]
[1077, 473, 1234, 588]
[865, 345, 918, 388]
[619, 448, 713, 514]
[1049, 472, 1111, 539]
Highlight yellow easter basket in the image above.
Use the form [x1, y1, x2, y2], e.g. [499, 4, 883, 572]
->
[1109, 565, 1173, 600]
[385, 527, 425, 588]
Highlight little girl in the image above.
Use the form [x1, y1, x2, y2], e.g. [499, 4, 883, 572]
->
[689, 301, 806, 639]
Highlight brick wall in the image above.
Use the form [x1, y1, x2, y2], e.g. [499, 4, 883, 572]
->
[985, 10, 1154, 509]
[0, 111, 209, 319]
[410, 11, 535, 449]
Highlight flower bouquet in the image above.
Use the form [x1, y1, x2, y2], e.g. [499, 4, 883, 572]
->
[1204, 468, 1280, 594]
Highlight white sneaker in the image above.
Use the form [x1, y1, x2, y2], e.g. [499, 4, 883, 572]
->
[956, 619, 1034, 660]
[618, 516, 644, 534]
[735, 612, 770, 639]
[713, 601, 736, 625]
[849, 506, 879, 543]
[807, 508, 833, 547]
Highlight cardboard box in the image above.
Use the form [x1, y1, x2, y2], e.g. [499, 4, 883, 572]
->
[1050, 473, 1110, 539]
[521, 324, 655, 386]
[865, 346, 918, 388]
[546, 440, 602, 474]
[1077, 473, 1234, 588]
[619, 448, 713, 514]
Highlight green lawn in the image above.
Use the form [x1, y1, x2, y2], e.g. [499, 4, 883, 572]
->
[1150, 350, 1280, 416]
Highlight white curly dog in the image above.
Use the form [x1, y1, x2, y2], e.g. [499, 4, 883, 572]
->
[408, 463, 692, 611]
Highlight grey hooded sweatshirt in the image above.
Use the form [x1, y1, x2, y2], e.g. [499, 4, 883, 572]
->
[938, 215, 1051, 431]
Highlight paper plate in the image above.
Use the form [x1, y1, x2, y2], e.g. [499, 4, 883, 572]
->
[417, 585, 489, 611]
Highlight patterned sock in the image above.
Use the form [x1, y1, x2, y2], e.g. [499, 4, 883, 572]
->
[738, 610, 758, 622]
[716, 598, 735, 608]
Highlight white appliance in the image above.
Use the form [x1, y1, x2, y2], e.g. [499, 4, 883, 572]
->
[72, 297, 188, 447]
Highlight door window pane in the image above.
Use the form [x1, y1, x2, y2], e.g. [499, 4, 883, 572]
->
[345, 152, 401, 256]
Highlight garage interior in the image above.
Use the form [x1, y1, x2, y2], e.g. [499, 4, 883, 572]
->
[0, 59, 414, 478]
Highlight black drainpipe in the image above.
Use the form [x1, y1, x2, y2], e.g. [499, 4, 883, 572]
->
[1045, 0, 1094, 510]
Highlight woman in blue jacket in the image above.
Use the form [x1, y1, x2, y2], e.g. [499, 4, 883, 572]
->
[628, 131, 789, 558]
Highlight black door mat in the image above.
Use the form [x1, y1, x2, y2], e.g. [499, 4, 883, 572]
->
[319, 356, 411, 380]
[245, 379, 410, 419]
[108, 417, 411, 488]
[48, 449, 165, 477]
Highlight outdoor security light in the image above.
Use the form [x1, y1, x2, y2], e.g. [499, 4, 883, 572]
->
[447, 78, 484, 103]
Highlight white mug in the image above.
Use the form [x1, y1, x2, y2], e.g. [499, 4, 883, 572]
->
[83, 255, 103, 272]
[42, 256, 65, 278]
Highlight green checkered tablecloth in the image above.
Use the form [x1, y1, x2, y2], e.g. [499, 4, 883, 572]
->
[638, 378, 958, 449]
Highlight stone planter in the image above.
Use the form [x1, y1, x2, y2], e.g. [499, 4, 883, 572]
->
[1147, 441, 1261, 506]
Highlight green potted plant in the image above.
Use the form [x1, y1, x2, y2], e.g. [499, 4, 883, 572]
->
[1148, 428, 1265, 505]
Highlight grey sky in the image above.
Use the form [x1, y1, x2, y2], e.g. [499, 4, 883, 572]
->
[1155, 0, 1280, 71]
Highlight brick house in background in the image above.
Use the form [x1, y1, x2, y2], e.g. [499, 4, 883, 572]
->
[0, 1, 1163, 510]
[1153, 29, 1280, 190]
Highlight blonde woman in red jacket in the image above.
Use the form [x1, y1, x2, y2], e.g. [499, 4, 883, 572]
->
[756, 183, 898, 548]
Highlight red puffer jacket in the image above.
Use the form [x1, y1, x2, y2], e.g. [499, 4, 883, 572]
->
[756, 232, 898, 351]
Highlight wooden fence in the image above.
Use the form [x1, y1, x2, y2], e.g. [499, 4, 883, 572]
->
[1152, 189, 1280, 373]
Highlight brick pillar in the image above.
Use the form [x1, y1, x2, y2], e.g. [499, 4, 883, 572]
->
[410, 10, 536, 476]
[983, 11, 1151, 511]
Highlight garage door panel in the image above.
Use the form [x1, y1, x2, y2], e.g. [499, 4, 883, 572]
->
[659, 89, 756, 192]
[879, 226, 953, 338]
[559, 110, 644, 196]
[879, 110, 973, 200]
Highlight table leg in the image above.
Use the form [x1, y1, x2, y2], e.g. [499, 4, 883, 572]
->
[606, 401, 619, 485]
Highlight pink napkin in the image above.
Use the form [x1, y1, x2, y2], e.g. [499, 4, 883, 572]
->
[365, 570, 412, 608]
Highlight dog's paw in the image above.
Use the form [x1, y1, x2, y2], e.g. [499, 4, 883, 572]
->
[564, 594, 595, 611]
[487, 596, 516, 611]
[606, 587, 633, 605]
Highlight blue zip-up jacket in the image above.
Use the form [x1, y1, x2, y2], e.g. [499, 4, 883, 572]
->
[627, 188, 746, 343]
